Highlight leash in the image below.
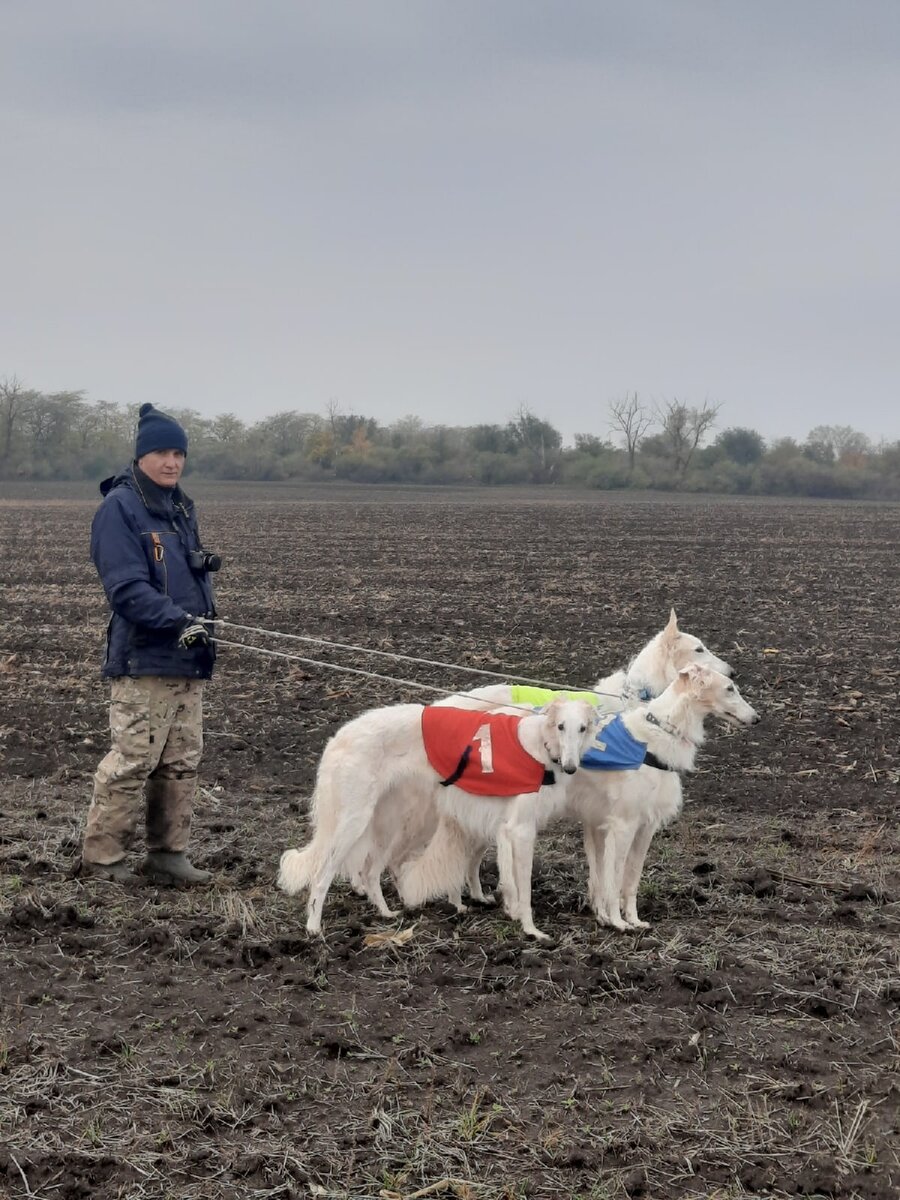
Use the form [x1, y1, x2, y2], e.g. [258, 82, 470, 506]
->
[211, 628, 681, 768]
[209, 634, 621, 715]
[210, 635, 520, 703]
[209, 617, 623, 701]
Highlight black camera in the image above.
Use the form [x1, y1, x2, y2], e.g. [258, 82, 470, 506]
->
[188, 548, 222, 573]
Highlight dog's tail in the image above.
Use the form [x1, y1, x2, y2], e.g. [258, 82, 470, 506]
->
[277, 845, 315, 896]
[397, 815, 469, 906]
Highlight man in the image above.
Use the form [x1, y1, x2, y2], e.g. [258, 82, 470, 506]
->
[81, 402, 219, 885]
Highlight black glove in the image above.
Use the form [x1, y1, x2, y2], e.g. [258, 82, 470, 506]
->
[178, 617, 211, 649]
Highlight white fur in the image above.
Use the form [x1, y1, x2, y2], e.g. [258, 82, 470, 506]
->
[415, 608, 737, 909]
[398, 664, 758, 937]
[440, 608, 733, 714]
[573, 663, 759, 931]
[277, 699, 597, 938]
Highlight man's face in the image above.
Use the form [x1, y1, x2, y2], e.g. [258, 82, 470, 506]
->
[138, 449, 186, 488]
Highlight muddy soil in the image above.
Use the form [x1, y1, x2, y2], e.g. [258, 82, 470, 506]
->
[1, 483, 898, 1199]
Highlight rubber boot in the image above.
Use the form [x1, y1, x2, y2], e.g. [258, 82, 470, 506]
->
[142, 850, 211, 886]
[80, 858, 138, 884]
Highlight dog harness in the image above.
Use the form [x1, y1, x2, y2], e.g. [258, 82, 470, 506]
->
[510, 685, 601, 707]
[581, 714, 672, 772]
[421, 707, 554, 797]
[510, 682, 653, 710]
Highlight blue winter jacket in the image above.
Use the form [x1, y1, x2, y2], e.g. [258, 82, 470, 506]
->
[91, 465, 217, 679]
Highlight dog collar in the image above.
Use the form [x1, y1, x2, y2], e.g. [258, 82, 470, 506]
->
[644, 711, 699, 749]
[623, 679, 654, 703]
[642, 749, 676, 772]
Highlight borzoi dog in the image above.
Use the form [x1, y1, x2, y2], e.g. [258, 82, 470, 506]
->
[572, 663, 759, 930]
[277, 698, 597, 936]
[344, 609, 733, 912]
[414, 608, 735, 907]
[398, 666, 758, 936]
[449, 608, 733, 713]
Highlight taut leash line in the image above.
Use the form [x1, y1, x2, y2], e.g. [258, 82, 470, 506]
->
[210, 636, 541, 711]
[211, 617, 620, 699]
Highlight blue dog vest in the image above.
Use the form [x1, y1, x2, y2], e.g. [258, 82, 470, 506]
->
[580, 715, 648, 771]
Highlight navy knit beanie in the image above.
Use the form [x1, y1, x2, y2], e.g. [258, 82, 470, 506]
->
[134, 403, 188, 458]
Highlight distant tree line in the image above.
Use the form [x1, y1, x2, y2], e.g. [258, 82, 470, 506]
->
[1, 377, 898, 499]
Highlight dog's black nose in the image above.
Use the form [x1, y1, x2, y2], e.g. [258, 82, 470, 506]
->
[751, 713, 761, 724]
[564, 765, 577, 774]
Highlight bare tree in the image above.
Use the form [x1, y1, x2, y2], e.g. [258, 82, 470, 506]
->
[608, 392, 653, 475]
[325, 397, 343, 438]
[0, 375, 34, 460]
[655, 398, 721, 480]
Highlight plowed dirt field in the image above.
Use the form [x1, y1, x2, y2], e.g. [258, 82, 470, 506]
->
[1, 482, 898, 1200]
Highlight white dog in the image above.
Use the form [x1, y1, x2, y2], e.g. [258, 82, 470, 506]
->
[277, 698, 597, 936]
[572, 663, 759, 931]
[413, 609, 735, 907]
[343, 609, 733, 912]
[399, 666, 758, 934]
[444, 608, 733, 714]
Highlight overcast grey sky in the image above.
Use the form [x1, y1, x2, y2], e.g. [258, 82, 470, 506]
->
[2, 1, 898, 446]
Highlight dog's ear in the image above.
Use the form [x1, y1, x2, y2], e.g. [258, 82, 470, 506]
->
[678, 663, 709, 694]
[664, 608, 679, 641]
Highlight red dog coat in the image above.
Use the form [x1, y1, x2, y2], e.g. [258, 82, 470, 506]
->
[421, 707, 554, 797]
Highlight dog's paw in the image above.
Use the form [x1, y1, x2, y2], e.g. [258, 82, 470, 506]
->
[594, 912, 630, 933]
[526, 928, 552, 942]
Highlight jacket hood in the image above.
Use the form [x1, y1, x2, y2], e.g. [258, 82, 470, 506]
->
[99, 463, 193, 518]
[99, 466, 132, 497]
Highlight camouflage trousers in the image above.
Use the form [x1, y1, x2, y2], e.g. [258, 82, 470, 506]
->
[82, 676, 205, 865]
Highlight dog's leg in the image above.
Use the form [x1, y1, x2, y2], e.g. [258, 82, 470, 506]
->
[349, 850, 372, 896]
[506, 818, 549, 941]
[305, 844, 341, 935]
[304, 776, 385, 932]
[592, 822, 630, 931]
[361, 859, 399, 919]
[368, 879, 399, 920]
[495, 825, 519, 920]
[465, 841, 494, 905]
[582, 822, 605, 915]
[501, 801, 549, 940]
[306, 822, 381, 932]
[620, 821, 657, 929]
